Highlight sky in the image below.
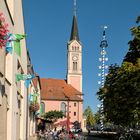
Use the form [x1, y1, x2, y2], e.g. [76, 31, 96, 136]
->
[23, 0, 140, 112]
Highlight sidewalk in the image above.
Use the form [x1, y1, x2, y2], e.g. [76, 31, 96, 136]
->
[29, 136, 38, 140]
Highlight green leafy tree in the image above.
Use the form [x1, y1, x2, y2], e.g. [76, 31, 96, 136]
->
[44, 110, 65, 122]
[84, 106, 95, 127]
[124, 16, 140, 64]
[94, 109, 100, 124]
[97, 16, 140, 127]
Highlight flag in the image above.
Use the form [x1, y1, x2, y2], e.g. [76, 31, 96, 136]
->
[16, 74, 25, 82]
[10, 34, 26, 56]
[6, 33, 13, 40]
[33, 94, 37, 103]
[16, 74, 35, 82]
[24, 74, 35, 79]
[28, 94, 33, 102]
[40, 104, 43, 116]
[14, 40, 21, 56]
[5, 33, 14, 54]
[34, 93, 39, 96]
[14, 34, 26, 40]
[24, 74, 35, 88]
[8, 34, 26, 41]
[24, 79, 32, 88]
[6, 41, 13, 53]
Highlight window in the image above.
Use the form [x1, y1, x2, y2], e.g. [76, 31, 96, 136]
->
[71, 46, 77, 51]
[74, 112, 76, 116]
[17, 93, 21, 109]
[72, 46, 74, 51]
[74, 102, 76, 107]
[73, 62, 77, 71]
[41, 102, 45, 114]
[61, 102, 66, 115]
[76, 47, 79, 51]
[18, 99, 21, 109]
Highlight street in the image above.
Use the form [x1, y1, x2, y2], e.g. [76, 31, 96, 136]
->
[82, 132, 112, 140]
[85, 136, 110, 140]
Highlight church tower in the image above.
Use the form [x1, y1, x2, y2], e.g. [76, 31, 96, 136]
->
[67, 0, 82, 93]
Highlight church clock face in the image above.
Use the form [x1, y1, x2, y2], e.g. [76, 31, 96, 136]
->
[72, 56, 78, 61]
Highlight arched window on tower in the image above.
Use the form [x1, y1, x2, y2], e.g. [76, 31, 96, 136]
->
[77, 46, 79, 51]
[41, 102, 45, 115]
[72, 46, 74, 51]
[73, 62, 77, 71]
[61, 102, 66, 115]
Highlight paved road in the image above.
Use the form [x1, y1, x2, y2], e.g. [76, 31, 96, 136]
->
[84, 135, 110, 140]
[83, 132, 111, 140]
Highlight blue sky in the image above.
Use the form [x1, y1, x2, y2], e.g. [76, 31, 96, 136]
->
[23, 0, 140, 112]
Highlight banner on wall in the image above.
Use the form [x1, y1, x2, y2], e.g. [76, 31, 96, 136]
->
[6, 33, 26, 56]
[16, 74, 35, 87]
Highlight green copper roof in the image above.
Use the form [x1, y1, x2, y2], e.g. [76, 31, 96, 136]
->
[70, 14, 80, 41]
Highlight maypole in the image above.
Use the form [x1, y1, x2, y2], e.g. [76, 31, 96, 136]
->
[98, 26, 108, 131]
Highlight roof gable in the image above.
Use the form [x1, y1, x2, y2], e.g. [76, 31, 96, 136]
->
[40, 78, 82, 101]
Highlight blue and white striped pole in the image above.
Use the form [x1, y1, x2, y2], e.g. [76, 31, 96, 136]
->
[98, 26, 108, 131]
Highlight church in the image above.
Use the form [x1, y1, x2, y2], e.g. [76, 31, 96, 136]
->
[40, 1, 85, 130]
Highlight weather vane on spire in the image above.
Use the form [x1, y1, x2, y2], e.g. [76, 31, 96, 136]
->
[74, 0, 76, 15]
[103, 25, 107, 40]
[100, 25, 108, 47]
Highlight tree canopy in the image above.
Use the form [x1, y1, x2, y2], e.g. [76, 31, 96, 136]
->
[43, 110, 65, 123]
[84, 106, 95, 127]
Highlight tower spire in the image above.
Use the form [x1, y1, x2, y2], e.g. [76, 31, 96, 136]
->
[74, 0, 76, 15]
[70, 0, 80, 41]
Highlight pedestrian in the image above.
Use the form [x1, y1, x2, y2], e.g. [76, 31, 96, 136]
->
[88, 129, 90, 135]
[65, 132, 70, 140]
[69, 131, 73, 139]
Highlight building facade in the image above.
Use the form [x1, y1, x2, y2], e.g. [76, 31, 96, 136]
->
[0, 0, 27, 139]
[0, 0, 13, 139]
[41, 78, 83, 129]
[27, 52, 42, 139]
[0, 1, 41, 140]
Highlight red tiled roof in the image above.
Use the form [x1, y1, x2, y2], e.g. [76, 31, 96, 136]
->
[40, 78, 83, 101]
